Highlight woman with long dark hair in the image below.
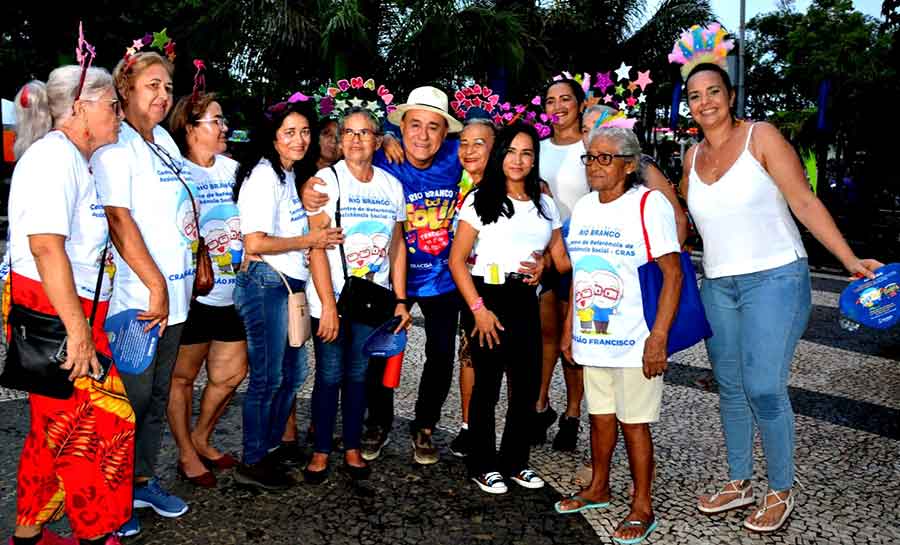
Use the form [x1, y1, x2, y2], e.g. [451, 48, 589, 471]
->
[232, 96, 343, 489]
[449, 122, 568, 494]
[535, 78, 588, 451]
[680, 61, 879, 532]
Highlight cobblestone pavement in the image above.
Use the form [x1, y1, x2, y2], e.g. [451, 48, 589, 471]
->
[1, 272, 898, 544]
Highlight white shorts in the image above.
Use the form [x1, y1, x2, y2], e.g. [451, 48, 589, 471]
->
[583, 366, 663, 424]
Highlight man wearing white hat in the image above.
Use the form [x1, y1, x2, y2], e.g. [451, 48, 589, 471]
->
[303, 86, 464, 465]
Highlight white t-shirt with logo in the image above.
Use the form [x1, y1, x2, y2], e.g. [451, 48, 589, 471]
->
[539, 139, 589, 222]
[187, 155, 241, 307]
[8, 131, 112, 300]
[306, 160, 405, 319]
[458, 192, 561, 280]
[566, 187, 680, 368]
[237, 159, 309, 281]
[92, 123, 197, 325]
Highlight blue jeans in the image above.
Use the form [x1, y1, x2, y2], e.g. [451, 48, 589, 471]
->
[310, 318, 374, 454]
[234, 261, 308, 465]
[700, 258, 811, 491]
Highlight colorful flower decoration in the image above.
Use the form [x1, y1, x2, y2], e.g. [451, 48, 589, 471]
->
[450, 84, 502, 122]
[313, 77, 395, 122]
[191, 59, 206, 102]
[668, 23, 734, 81]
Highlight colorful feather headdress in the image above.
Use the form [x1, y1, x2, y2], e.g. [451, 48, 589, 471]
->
[668, 23, 734, 80]
[553, 71, 592, 94]
[314, 77, 396, 122]
[592, 109, 637, 130]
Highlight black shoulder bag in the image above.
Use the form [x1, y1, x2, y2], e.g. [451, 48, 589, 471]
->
[330, 166, 397, 327]
[0, 242, 111, 399]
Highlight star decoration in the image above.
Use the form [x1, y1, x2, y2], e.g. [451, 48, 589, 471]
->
[164, 40, 176, 62]
[614, 62, 632, 82]
[126, 47, 136, 56]
[335, 99, 348, 110]
[626, 96, 637, 107]
[151, 29, 170, 50]
[594, 71, 614, 93]
[615, 85, 625, 96]
[366, 100, 378, 110]
[638, 94, 647, 104]
[348, 97, 364, 107]
[603, 94, 613, 104]
[132, 39, 145, 50]
[634, 70, 653, 92]
[628, 81, 638, 92]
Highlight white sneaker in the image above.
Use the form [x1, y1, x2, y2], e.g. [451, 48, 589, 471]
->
[472, 471, 508, 494]
[511, 469, 545, 489]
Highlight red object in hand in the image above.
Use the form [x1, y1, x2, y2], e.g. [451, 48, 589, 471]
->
[383, 351, 404, 388]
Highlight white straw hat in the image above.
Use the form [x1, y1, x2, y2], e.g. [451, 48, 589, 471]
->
[387, 86, 464, 133]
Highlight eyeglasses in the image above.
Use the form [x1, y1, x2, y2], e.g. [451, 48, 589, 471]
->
[81, 98, 122, 116]
[580, 153, 632, 166]
[341, 128, 378, 141]
[196, 117, 228, 129]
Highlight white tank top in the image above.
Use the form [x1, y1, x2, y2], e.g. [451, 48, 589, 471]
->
[687, 123, 806, 279]
[539, 139, 589, 222]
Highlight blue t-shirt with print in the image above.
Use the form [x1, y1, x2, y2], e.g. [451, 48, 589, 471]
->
[374, 139, 462, 298]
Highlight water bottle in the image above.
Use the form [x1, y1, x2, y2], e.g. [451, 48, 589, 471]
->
[229, 239, 243, 272]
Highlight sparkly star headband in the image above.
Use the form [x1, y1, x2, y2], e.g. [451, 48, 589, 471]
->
[123, 28, 176, 73]
[314, 77, 395, 122]
[592, 63, 653, 115]
[668, 23, 734, 81]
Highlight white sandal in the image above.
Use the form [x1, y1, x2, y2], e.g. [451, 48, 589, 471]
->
[697, 480, 755, 514]
[743, 488, 796, 532]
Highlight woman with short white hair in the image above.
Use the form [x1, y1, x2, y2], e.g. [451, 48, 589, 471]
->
[5, 64, 133, 545]
[558, 125, 683, 545]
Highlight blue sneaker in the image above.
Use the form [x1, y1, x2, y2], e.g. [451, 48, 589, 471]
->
[133, 477, 189, 518]
[115, 514, 141, 537]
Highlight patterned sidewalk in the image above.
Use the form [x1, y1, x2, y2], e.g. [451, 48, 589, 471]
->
[1, 271, 898, 544]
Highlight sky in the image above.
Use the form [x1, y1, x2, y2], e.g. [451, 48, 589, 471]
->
[644, 0, 884, 31]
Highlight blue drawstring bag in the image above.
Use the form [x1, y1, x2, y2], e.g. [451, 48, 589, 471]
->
[637, 191, 712, 355]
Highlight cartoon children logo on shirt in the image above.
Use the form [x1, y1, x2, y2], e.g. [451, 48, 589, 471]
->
[200, 204, 241, 273]
[176, 184, 201, 247]
[345, 221, 391, 280]
[573, 271, 595, 333]
[574, 255, 624, 335]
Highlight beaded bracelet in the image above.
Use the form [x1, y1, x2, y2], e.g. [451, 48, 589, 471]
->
[470, 297, 485, 312]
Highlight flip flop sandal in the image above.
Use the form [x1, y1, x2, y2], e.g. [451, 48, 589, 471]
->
[743, 489, 795, 532]
[612, 517, 659, 545]
[554, 493, 611, 514]
[698, 480, 755, 514]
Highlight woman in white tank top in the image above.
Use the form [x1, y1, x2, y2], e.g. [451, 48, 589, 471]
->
[681, 63, 881, 533]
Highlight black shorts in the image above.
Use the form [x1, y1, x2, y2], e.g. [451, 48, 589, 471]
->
[180, 300, 246, 345]
[539, 267, 572, 302]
